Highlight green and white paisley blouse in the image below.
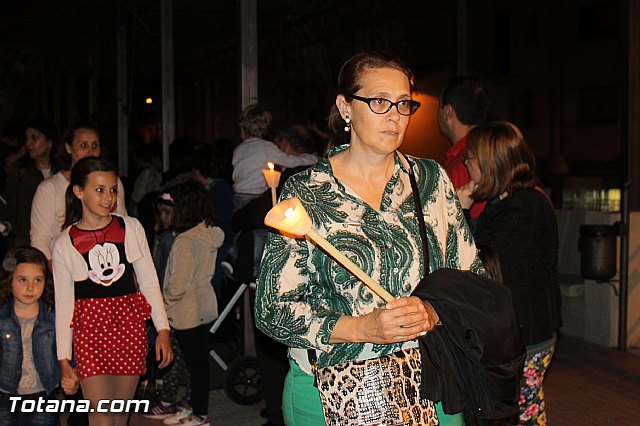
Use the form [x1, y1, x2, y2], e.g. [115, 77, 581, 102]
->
[255, 145, 483, 373]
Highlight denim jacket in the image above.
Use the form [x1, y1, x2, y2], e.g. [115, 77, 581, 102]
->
[0, 299, 60, 395]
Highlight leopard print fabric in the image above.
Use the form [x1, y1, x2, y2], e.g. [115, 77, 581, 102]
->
[315, 348, 438, 425]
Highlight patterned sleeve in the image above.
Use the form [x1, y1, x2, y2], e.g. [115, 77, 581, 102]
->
[254, 178, 341, 354]
[437, 162, 484, 273]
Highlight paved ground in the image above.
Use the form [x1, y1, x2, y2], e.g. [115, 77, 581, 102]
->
[545, 336, 640, 425]
[61, 334, 640, 425]
[128, 389, 265, 426]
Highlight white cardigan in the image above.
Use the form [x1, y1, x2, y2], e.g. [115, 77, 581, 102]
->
[52, 214, 169, 361]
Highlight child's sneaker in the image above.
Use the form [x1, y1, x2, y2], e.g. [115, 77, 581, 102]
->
[143, 401, 178, 419]
[178, 415, 210, 426]
[162, 407, 192, 425]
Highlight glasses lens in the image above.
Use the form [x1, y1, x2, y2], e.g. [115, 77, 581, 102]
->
[397, 100, 420, 116]
[368, 98, 392, 114]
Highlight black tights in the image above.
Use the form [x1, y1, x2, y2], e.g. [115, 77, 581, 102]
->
[174, 323, 211, 417]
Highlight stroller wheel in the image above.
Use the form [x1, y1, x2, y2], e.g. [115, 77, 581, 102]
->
[224, 356, 262, 405]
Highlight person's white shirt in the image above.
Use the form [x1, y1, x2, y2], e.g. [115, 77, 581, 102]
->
[232, 137, 318, 196]
[30, 171, 127, 260]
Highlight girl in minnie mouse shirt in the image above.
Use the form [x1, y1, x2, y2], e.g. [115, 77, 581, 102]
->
[52, 157, 173, 426]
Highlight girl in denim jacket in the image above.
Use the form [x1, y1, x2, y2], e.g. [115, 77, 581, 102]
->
[0, 246, 63, 425]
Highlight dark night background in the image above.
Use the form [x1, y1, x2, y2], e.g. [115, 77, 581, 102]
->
[3, 2, 640, 413]
[0, 0, 634, 207]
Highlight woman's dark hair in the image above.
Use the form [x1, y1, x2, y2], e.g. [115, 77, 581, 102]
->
[0, 246, 55, 310]
[171, 181, 217, 233]
[57, 120, 100, 170]
[476, 243, 503, 283]
[467, 121, 536, 201]
[327, 51, 414, 146]
[20, 116, 60, 172]
[62, 157, 118, 229]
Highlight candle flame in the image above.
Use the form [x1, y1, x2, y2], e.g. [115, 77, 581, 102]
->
[264, 197, 312, 235]
[268, 162, 275, 170]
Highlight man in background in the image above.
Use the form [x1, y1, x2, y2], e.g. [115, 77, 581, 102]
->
[438, 76, 490, 218]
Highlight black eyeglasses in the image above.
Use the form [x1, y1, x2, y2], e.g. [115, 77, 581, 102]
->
[348, 94, 421, 116]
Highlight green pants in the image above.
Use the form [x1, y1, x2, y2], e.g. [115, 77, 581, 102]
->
[282, 358, 464, 425]
[282, 358, 325, 425]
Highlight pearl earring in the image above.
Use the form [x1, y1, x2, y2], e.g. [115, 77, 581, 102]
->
[344, 116, 351, 132]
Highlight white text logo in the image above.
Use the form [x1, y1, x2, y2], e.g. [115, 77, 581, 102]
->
[9, 397, 150, 413]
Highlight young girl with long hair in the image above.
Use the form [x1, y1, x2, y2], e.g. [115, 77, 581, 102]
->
[161, 181, 224, 426]
[0, 246, 62, 425]
[52, 157, 172, 426]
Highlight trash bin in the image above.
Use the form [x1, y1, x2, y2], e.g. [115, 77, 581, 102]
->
[579, 224, 617, 281]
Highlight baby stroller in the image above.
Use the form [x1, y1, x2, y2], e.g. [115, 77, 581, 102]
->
[209, 257, 262, 406]
[210, 191, 279, 406]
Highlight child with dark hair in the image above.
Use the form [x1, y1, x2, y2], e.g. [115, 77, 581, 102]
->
[0, 246, 61, 425]
[162, 181, 224, 426]
[52, 156, 172, 426]
[191, 140, 235, 288]
[143, 192, 192, 420]
[153, 193, 176, 287]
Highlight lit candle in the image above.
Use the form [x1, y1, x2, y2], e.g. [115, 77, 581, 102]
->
[262, 162, 282, 206]
[265, 197, 394, 303]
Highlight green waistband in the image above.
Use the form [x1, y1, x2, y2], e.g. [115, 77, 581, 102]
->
[526, 332, 557, 355]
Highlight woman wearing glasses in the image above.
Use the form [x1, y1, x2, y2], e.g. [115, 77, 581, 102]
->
[255, 51, 481, 425]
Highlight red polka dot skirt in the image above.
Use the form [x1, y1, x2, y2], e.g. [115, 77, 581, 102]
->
[71, 292, 151, 379]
